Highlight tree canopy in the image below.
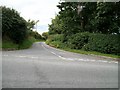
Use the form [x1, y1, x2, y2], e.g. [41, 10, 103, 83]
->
[2, 6, 43, 44]
[2, 6, 27, 44]
[49, 2, 120, 35]
[47, 2, 120, 55]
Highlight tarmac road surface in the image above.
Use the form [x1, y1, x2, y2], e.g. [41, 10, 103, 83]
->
[2, 42, 118, 88]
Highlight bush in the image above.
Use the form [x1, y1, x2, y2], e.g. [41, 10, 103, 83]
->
[2, 6, 27, 44]
[83, 33, 120, 55]
[2, 40, 18, 49]
[46, 34, 66, 48]
[46, 33, 120, 56]
[67, 32, 89, 49]
[18, 37, 36, 49]
[47, 34, 64, 42]
[42, 32, 49, 40]
[29, 31, 42, 40]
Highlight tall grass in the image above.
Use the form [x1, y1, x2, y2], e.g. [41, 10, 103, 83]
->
[2, 40, 18, 49]
[2, 37, 37, 50]
[18, 37, 36, 49]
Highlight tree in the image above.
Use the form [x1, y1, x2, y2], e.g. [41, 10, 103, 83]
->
[57, 2, 81, 35]
[48, 15, 63, 35]
[42, 32, 48, 40]
[2, 6, 27, 44]
[27, 19, 36, 31]
[48, 2, 120, 38]
[0, 7, 1, 48]
[95, 2, 120, 34]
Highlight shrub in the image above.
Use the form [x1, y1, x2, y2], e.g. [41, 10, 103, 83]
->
[47, 34, 64, 42]
[67, 32, 89, 49]
[47, 33, 120, 55]
[18, 37, 36, 49]
[2, 6, 27, 44]
[46, 34, 66, 48]
[83, 33, 120, 55]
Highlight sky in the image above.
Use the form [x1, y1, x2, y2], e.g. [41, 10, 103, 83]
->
[1, 0, 60, 34]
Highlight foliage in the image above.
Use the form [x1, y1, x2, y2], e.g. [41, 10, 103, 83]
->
[49, 2, 120, 35]
[27, 19, 36, 31]
[26, 19, 43, 40]
[67, 32, 89, 49]
[49, 2, 81, 36]
[46, 34, 65, 48]
[42, 32, 49, 40]
[0, 11, 1, 49]
[95, 2, 120, 34]
[2, 40, 18, 49]
[83, 34, 120, 55]
[29, 30, 42, 40]
[18, 37, 36, 49]
[2, 6, 42, 50]
[47, 34, 63, 42]
[48, 15, 63, 35]
[2, 6, 27, 44]
[47, 33, 120, 55]
[47, 2, 120, 56]
[2, 36, 36, 50]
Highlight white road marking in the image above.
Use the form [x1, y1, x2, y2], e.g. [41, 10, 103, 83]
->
[3, 55, 9, 57]
[17, 56, 26, 58]
[3, 53, 118, 64]
[3, 54, 39, 59]
[41, 43, 118, 64]
[43, 42, 66, 52]
[3, 43, 117, 64]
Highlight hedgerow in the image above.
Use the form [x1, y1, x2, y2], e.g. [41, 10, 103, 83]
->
[67, 32, 89, 49]
[47, 33, 120, 55]
[83, 33, 120, 55]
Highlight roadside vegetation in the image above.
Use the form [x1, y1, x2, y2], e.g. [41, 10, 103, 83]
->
[1, 6, 44, 50]
[45, 2, 120, 58]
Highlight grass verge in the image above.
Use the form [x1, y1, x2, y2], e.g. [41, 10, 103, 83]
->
[46, 42, 120, 59]
[2, 37, 39, 50]
[2, 40, 19, 50]
[63, 48, 120, 59]
[18, 37, 36, 49]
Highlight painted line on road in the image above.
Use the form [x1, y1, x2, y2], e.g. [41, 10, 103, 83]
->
[3, 54, 39, 59]
[42, 42, 67, 53]
[41, 44, 118, 64]
[42, 44, 70, 60]
[14, 55, 39, 59]
[2, 55, 8, 57]
[3, 53, 118, 64]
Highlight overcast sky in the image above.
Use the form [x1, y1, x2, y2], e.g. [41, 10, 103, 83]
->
[1, 0, 60, 34]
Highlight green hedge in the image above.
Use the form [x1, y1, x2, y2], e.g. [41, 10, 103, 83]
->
[67, 32, 89, 49]
[2, 6, 27, 44]
[47, 33, 120, 55]
[47, 34, 64, 43]
[82, 34, 120, 55]
[46, 34, 67, 48]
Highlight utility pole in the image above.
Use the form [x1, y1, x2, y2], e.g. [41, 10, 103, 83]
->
[35, 20, 39, 32]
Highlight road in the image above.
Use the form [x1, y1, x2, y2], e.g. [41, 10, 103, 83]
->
[2, 42, 118, 88]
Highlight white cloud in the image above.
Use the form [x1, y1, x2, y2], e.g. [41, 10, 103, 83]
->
[1, 0, 60, 34]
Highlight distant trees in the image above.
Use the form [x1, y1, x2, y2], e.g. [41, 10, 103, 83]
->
[26, 19, 42, 40]
[42, 32, 49, 40]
